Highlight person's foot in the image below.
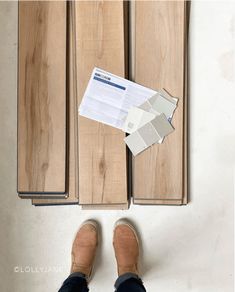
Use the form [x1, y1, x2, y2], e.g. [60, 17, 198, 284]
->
[113, 219, 139, 276]
[71, 220, 98, 280]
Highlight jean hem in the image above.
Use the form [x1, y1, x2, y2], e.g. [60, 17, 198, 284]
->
[114, 272, 142, 289]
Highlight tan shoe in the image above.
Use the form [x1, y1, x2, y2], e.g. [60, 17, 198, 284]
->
[113, 219, 139, 276]
[71, 220, 98, 280]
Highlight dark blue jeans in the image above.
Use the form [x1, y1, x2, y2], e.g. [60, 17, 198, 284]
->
[58, 272, 146, 292]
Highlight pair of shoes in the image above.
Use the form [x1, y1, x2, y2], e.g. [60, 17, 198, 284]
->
[71, 219, 139, 281]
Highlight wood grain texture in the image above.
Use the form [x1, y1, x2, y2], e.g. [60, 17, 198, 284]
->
[32, 2, 78, 205]
[133, 1, 186, 201]
[18, 1, 67, 193]
[75, 1, 128, 205]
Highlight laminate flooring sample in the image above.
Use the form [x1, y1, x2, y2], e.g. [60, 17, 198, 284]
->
[18, 1, 67, 194]
[32, 2, 78, 205]
[133, 1, 187, 201]
[75, 1, 128, 205]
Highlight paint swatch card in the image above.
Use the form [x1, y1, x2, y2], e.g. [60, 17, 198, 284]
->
[138, 91, 178, 120]
[124, 114, 174, 156]
[122, 107, 156, 134]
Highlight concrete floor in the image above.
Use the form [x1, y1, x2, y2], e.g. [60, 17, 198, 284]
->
[0, 1, 234, 292]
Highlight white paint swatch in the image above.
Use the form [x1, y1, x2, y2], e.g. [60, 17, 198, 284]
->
[124, 114, 174, 156]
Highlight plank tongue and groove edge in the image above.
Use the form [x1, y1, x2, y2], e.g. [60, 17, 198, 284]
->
[76, 1, 128, 206]
[133, 199, 183, 206]
[18, 1, 67, 194]
[182, 0, 190, 205]
[133, 1, 186, 201]
[32, 1, 78, 205]
[82, 203, 129, 210]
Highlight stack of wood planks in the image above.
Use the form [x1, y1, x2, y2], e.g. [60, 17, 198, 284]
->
[18, 1, 79, 205]
[132, 1, 189, 205]
[17, 1, 189, 208]
[75, 1, 129, 210]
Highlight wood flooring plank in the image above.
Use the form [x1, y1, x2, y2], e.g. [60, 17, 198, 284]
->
[133, 1, 186, 201]
[32, 2, 78, 205]
[18, 1, 67, 193]
[75, 1, 128, 205]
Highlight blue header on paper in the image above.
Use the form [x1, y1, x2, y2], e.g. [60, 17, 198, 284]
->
[93, 76, 126, 90]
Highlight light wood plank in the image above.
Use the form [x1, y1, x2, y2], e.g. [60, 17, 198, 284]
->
[133, 1, 186, 201]
[18, 1, 67, 193]
[75, 1, 128, 205]
[32, 2, 78, 205]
